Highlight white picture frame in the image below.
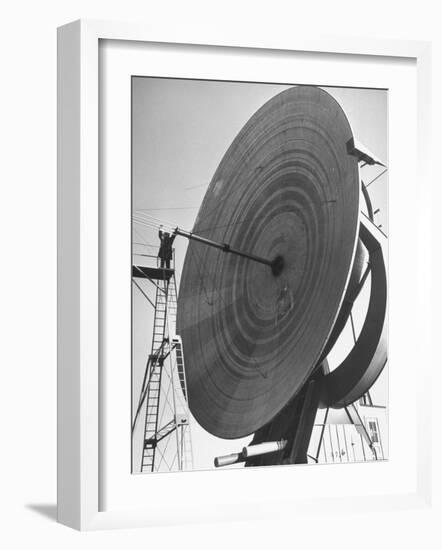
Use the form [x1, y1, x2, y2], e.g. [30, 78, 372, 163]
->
[57, 19, 433, 531]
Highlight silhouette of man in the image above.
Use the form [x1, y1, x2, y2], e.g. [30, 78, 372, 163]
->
[158, 226, 176, 269]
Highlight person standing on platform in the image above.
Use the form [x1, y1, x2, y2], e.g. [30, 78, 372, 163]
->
[158, 225, 176, 269]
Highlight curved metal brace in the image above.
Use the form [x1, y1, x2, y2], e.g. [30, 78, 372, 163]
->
[361, 181, 374, 221]
[319, 214, 387, 408]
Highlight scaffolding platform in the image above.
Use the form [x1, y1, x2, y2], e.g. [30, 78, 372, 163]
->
[132, 265, 174, 281]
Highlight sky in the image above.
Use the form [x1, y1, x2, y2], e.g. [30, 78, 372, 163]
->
[131, 77, 388, 472]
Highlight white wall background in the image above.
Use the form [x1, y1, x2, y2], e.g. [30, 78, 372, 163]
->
[0, 1, 441, 548]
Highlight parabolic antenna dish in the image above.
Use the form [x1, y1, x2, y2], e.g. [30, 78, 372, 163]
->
[177, 86, 360, 439]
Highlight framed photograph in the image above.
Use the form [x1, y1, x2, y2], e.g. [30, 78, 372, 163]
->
[130, 77, 389, 474]
[57, 19, 432, 530]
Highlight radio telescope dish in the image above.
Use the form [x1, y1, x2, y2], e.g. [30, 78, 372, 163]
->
[177, 86, 361, 439]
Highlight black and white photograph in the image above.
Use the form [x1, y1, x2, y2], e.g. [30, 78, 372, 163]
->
[130, 78, 388, 474]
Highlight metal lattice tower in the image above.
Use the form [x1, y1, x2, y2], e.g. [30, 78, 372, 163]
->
[132, 255, 193, 473]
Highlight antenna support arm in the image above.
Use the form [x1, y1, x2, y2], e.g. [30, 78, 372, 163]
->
[174, 227, 275, 269]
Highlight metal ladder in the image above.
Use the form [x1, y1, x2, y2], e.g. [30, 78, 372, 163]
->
[140, 263, 194, 473]
[163, 270, 194, 471]
[141, 269, 170, 472]
[173, 337, 194, 470]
